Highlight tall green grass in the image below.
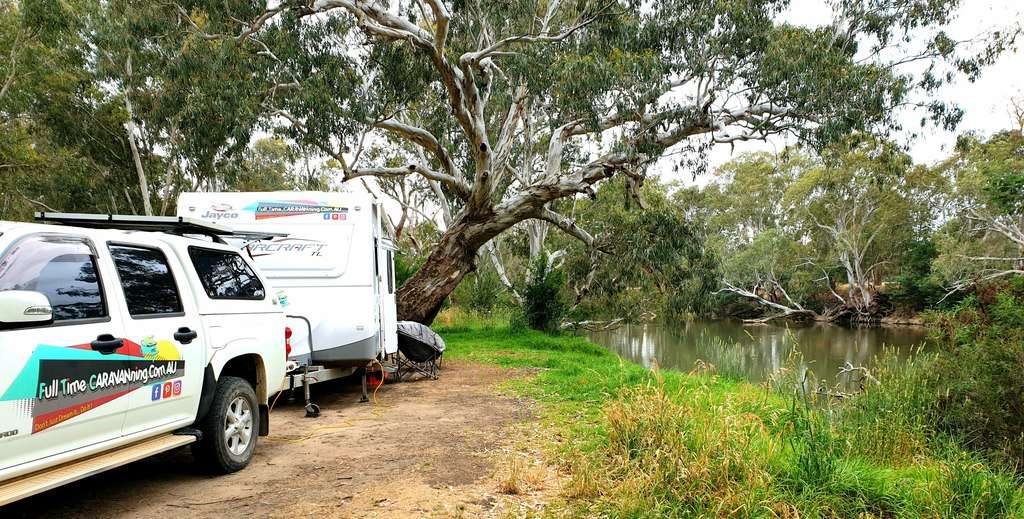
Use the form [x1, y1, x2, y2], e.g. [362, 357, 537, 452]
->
[438, 313, 1024, 518]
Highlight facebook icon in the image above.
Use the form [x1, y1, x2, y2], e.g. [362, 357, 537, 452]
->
[151, 384, 162, 401]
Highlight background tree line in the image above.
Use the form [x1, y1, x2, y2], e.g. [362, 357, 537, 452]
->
[437, 114, 1023, 328]
[0, 0, 1016, 327]
[0, 0, 328, 221]
[4, 0, 1015, 324]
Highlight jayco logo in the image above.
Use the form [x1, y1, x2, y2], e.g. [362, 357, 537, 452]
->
[202, 203, 239, 220]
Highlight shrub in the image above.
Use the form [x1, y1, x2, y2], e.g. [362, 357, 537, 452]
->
[929, 278, 1024, 468]
[393, 252, 422, 289]
[889, 238, 948, 312]
[452, 269, 504, 313]
[521, 253, 567, 332]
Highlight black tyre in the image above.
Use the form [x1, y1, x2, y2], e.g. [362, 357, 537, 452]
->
[192, 375, 259, 474]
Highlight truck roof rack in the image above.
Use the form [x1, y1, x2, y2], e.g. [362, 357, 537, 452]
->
[34, 212, 286, 243]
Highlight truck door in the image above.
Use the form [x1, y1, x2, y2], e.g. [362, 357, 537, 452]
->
[106, 242, 205, 435]
[0, 234, 130, 472]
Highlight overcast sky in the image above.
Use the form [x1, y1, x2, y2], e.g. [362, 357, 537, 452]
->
[682, 0, 1023, 186]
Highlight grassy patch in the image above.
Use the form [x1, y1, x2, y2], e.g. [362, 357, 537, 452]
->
[439, 315, 1024, 518]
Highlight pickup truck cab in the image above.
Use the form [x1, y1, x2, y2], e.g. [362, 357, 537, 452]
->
[0, 219, 287, 503]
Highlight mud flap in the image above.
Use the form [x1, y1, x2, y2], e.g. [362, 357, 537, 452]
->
[259, 404, 270, 436]
[193, 365, 217, 426]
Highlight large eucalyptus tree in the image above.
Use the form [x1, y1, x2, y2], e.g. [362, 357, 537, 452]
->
[156, 0, 1007, 323]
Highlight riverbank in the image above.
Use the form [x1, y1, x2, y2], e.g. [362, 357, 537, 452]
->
[440, 316, 1024, 517]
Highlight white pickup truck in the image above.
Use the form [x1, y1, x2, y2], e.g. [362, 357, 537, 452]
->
[0, 216, 288, 504]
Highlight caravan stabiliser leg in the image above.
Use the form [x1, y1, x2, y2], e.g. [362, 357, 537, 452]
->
[303, 365, 320, 418]
[287, 315, 320, 417]
[359, 368, 370, 403]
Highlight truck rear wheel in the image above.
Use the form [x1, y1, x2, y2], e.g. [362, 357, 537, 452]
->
[192, 376, 259, 473]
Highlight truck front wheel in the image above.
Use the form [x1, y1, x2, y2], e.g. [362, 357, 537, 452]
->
[192, 376, 259, 473]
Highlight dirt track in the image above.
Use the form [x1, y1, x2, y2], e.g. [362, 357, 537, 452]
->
[2, 361, 561, 518]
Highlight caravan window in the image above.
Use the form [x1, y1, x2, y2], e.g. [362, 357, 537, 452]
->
[188, 247, 265, 300]
[387, 250, 394, 294]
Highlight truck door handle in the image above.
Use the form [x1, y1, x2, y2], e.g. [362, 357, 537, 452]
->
[91, 334, 124, 354]
[174, 327, 199, 344]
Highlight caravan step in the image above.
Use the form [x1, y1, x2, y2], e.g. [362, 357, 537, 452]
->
[0, 433, 196, 506]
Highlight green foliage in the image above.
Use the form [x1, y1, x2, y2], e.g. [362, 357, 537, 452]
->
[521, 253, 567, 333]
[929, 280, 1024, 468]
[393, 252, 422, 290]
[934, 131, 1024, 286]
[218, 138, 328, 191]
[452, 269, 506, 314]
[976, 131, 1024, 216]
[889, 239, 949, 312]
[783, 136, 937, 272]
[698, 139, 947, 319]
[563, 179, 719, 320]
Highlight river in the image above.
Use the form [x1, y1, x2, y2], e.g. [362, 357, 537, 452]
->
[588, 320, 930, 390]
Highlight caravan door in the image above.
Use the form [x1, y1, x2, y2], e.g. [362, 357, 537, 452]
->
[378, 240, 398, 356]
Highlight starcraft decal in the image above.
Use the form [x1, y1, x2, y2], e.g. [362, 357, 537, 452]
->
[248, 237, 327, 258]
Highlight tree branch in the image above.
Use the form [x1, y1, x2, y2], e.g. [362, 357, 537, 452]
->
[459, 10, 602, 66]
[374, 118, 458, 178]
[536, 207, 603, 251]
[348, 164, 468, 199]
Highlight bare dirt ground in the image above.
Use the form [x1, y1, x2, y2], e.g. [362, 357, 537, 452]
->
[3, 360, 564, 518]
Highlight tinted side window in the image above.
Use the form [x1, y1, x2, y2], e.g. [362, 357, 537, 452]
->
[110, 245, 183, 317]
[0, 235, 106, 321]
[189, 248, 265, 300]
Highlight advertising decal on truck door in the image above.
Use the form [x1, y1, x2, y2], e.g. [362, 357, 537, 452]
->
[0, 337, 184, 436]
[245, 200, 348, 220]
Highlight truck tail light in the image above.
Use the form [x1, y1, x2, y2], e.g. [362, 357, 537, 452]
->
[284, 326, 293, 359]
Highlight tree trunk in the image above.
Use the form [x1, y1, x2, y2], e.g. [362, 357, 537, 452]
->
[397, 238, 477, 324]
[121, 55, 153, 216]
[397, 209, 519, 323]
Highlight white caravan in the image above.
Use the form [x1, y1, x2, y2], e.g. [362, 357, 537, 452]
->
[177, 189, 398, 382]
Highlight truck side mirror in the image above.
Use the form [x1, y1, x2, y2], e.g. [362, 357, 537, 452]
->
[0, 290, 54, 327]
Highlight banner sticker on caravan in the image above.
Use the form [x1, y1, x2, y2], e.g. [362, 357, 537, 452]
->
[245, 200, 349, 221]
[0, 338, 184, 436]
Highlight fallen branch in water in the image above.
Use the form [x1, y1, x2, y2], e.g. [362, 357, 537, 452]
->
[560, 318, 627, 332]
[561, 311, 657, 331]
[837, 361, 879, 387]
[815, 362, 880, 400]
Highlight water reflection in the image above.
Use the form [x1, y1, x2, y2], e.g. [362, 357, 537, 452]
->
[589, 320, 930, 389]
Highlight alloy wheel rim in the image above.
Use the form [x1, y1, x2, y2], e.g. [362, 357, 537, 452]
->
[223, 396, 253, 456]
